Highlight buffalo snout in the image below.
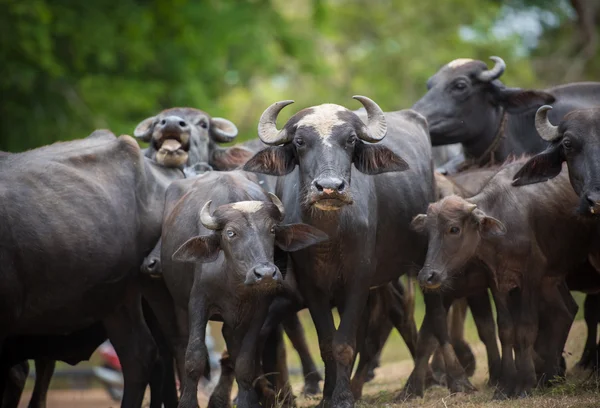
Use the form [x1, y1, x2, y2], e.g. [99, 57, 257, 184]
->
[245, 263, 282, 286]
[158, 115, 189, 132]
[310, 176, 353, 210]
[584, 191, 600, 215]
[418, 267, 443, 290]
[141, 256, 162, 279]
[313, 177, 346, 194]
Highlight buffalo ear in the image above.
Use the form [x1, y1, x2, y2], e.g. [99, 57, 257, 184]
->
[493, 87, 555, 114]
[210, 146, 255, 170]
[275, 224, 328, 252]
[243, 145, 296, 176]
[472, 209, 506, 238]
[134, 117, 155, 142]
[172, 235, 220, 263]
[512, 144, 564, 187]
[411, 214, 427, 233]
[354, 143, 410, 175]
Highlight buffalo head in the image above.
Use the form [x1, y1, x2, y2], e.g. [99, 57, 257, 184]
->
[172, 193, 328, 287]
[412, 56, 554, 146]
[411, 195, 506, 289]
[243, 96, 409, 211]
[134, 107, 253, 170]
[513, 106, 600, 216]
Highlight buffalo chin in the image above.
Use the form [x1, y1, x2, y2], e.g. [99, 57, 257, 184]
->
[313, 198, 349, 211]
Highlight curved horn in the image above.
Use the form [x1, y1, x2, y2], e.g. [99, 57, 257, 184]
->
[268, 192, 285, 221]
[535, 105, 559, 141]
[477, 56, 506, 82]
[257, 100, 295, 145]
[466, 203, 477, 213]
[352, 95, 387, 142]
[200, 201, 220, 230]
[210, 118, 238, 143]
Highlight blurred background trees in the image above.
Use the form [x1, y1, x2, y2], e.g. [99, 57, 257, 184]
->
[1, 0, 597, 151]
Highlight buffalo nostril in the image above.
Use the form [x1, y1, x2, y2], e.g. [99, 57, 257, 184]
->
[314, 182, 324, 192]
[426, 272, 436, 284]
[254, 269, 262, 279]
[272, 269, 277, 277]
[147, 259, 157, 270]
[338, 180, 345, 191]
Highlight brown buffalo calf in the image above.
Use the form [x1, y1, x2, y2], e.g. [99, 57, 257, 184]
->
[412, 160, 595, 398]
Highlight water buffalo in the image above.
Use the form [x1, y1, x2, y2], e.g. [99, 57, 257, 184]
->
[413, 159, 591, 398]
[412, 56, 600, 173]
[134, 107, 254, 170]
[159, 171, 327, 408]
[0, 131, 184, 407]
[243, 96, 436, 407]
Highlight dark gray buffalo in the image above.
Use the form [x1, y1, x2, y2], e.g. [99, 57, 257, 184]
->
[412, 159, 592, 398]
[513, 105, 600, 370]
[412, 56, 600, 173]
[160, 171, 327, 408]
[0, 131, 183, 407]
[243, 96, 435, 407]
[134, 107, 254, 170]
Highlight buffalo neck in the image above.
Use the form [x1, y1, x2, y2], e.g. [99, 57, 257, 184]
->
[462, 107, 506, 165]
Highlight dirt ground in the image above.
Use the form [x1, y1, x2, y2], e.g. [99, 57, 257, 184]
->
[18, 320, 600, 408]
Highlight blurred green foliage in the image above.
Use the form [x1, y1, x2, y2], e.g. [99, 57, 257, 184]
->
[0, 0, 594, 151]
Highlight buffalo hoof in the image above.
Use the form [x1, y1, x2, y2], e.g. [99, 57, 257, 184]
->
[395, 378, 424, 402]
[365, 367, 376, 382]
[488, 364, 502, 387]
[453, 340, 476, 377]
[492, 389, 510, 400]
[447, 376, 476, 394]
[302, 372, 322, 395]
[425, 367, 444, 388]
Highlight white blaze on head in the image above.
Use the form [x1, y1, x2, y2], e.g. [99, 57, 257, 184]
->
[296, 104, 347, 147]
[230, 201, 264, 213]
[447, 58, 474, 69]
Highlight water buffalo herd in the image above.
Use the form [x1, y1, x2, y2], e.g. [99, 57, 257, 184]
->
[2, 56, 600, 408]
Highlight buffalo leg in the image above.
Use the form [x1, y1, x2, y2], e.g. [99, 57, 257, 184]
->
[302, 288, 338, 407]
[178, 295, 208, 408]
[350, 290, 393, 400]
[260, 324, 292, 407]
[491, 289, 516, 400]
[223, 301, 270, 408]
[104, 294, 158, 408]
[536, 280, 576, 385]
[208, 351, 234, 408]
[511, 286, 538, 398]
[578, 294, 600, 369]
[388, 280, 418, 360]
[28, 359, 55, 408]
[1, 361, 28, 408]
[282, 314, 322, 395]
[467, 291, 501, 386]
[328, 280, 373, 408]
[395, 293, 443, 400]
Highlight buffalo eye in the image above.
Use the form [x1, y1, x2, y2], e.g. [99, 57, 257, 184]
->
[294, 137, 305, 147]
[449, 226, 460, 235]
[270, 226, 275, 234]
[452, 80, 468, 92]
[160, 119, 166, 125]
[562, 138, 572, 150]
[197, 119, 208, 129]
[226, 229, 236, 238]
[347, 134, 357, 146]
